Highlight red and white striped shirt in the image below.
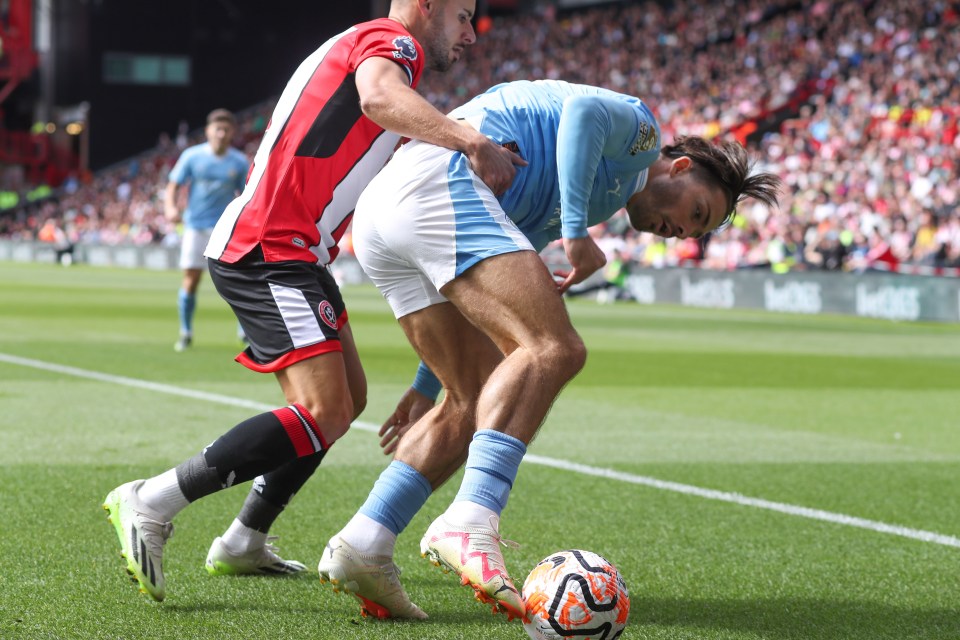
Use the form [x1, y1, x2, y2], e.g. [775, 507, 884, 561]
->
[206, 19, 424, 265]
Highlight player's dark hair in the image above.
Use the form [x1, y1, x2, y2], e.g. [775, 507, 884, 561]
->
[206, 108, 236, 126]
[661, 136, 781, 229]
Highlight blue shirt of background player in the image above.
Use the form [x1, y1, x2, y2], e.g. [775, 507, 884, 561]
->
[168, 144, 249, 230]
[448, 79, 661, 251]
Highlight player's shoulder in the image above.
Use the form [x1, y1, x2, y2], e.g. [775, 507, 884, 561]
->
[179, 143, 202, 156]
[352, 17, 421, 64]
[575, 84, 658, 128]
[344, 17, 422, 87]
[171, 144, 203, 171]
[354, 17, 411, 37]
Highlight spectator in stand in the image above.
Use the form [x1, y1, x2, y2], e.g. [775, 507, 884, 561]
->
[3, 0, 959, 278]
[912, 210, 941, 265]
[37, 216, 75, 266]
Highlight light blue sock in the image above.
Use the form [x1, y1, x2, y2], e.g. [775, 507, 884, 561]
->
[178, 288, 196, 335]
[454, 430, 526, 515]
[358, 461, 432, 536]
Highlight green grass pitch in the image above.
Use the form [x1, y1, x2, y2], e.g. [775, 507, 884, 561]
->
[1, 262, 958, 639]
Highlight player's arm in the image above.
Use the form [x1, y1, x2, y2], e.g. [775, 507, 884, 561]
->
[554, 96, 648, 292]
[379, 362, 440, 455]
[165, 152, 191, 223]
[354, 56, 525, 196]
[163, 181, 182, 223]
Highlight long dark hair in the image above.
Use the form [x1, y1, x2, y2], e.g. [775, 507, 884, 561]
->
[661, 136, 781, 227]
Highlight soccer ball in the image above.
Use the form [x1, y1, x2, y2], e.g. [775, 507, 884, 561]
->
[522, 549, 630, 640]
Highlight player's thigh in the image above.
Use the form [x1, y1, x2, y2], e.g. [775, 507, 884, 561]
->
[394, 302, 499, 477]
[398, 301, 502, 398]
[337, 321, 367, 418]
[275, 351, 354, 436]
[441, 250, 580, 355]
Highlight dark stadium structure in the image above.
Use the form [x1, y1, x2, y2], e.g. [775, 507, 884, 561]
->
[1, 0, 958, 278]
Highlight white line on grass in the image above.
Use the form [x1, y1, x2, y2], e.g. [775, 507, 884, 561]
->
[524, 454, 960, 548]
[3, 351, 959, 549]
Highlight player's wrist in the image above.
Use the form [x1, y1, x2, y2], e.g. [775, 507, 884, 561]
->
[411, 362, 441, 401]
[561, 227, 589, 240]
[460, 128, 490, 157]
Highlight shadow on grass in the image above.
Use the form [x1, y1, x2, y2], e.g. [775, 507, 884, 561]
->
[162, 600, 506, 625]
[111, 595, 960, 639]
[632, 595, 960, 639]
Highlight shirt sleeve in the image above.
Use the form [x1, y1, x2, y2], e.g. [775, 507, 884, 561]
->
[556, 95, 653, 238]
[168, 148, 193, 185]
[352, 23, 424, 88]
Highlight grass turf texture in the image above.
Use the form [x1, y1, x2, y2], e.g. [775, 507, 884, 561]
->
[1, 261, 958, 640]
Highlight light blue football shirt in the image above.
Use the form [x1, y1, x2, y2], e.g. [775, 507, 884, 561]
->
[168, 143, 249, 230]
[448, 79, 661, 251]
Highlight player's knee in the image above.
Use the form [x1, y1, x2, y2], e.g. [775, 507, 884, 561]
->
[542, 334, 587, 381]
[567, 336, 588, 374]
[443, 382, 481, 410]
[351, 392, 367, 421]
[439, 394, 478, 438]
[349, 374, 368, 419]
[329, 396, 355, 440]
[301, 396, 354, 444]
[419, 393, 476, 455]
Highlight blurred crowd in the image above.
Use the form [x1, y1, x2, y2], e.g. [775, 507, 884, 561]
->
[3, 0, 958, 275]
[0, 105, 271, 251]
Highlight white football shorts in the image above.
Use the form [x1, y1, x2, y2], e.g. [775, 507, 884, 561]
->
[353, 140, 533, 319]
[180, 227, 214, 270]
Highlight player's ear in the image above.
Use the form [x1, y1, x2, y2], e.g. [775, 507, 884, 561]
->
[669, 156, 693, 176]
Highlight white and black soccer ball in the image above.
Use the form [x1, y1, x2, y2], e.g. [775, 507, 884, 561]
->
[522, 549, 630, 640]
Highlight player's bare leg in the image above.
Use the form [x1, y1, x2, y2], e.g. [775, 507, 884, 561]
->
[443, 250, 586, 445]
[106, 348, 355, 601]
[319, 305, 499, 619]
[175, 267, 204, 351]
[420, 250, 586, 621]
[211, 323, 366, 576]
[395, 302, 503, 485]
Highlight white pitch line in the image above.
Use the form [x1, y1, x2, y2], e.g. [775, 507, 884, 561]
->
[524, 455, 960, 548]
[3, 351, 959, 549]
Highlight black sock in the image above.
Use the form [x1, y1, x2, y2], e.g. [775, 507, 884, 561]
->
[239, 451, 326, 532]
[175, 405, 326, 502]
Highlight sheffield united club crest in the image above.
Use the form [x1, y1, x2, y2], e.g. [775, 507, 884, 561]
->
[318, 300, 338, 330]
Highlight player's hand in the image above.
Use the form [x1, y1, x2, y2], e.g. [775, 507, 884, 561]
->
[466, 136, 527, 196]
[164, 206, 181, 223]
[378, 387, 435, 455]
[555, 235, 607, 294]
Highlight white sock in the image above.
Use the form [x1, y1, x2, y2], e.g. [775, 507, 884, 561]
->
[338, 513, 397, 557]
[136, 469, 189, 522]
[444, 500, 499, 529]
[220, 518, 267, 554]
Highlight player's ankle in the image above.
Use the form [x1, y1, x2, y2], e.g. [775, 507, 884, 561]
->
[339, 513, 397, 557]
[443, 501, 498, 529]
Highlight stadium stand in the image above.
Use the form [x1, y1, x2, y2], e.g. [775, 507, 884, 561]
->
[2, 0, 958, 275]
